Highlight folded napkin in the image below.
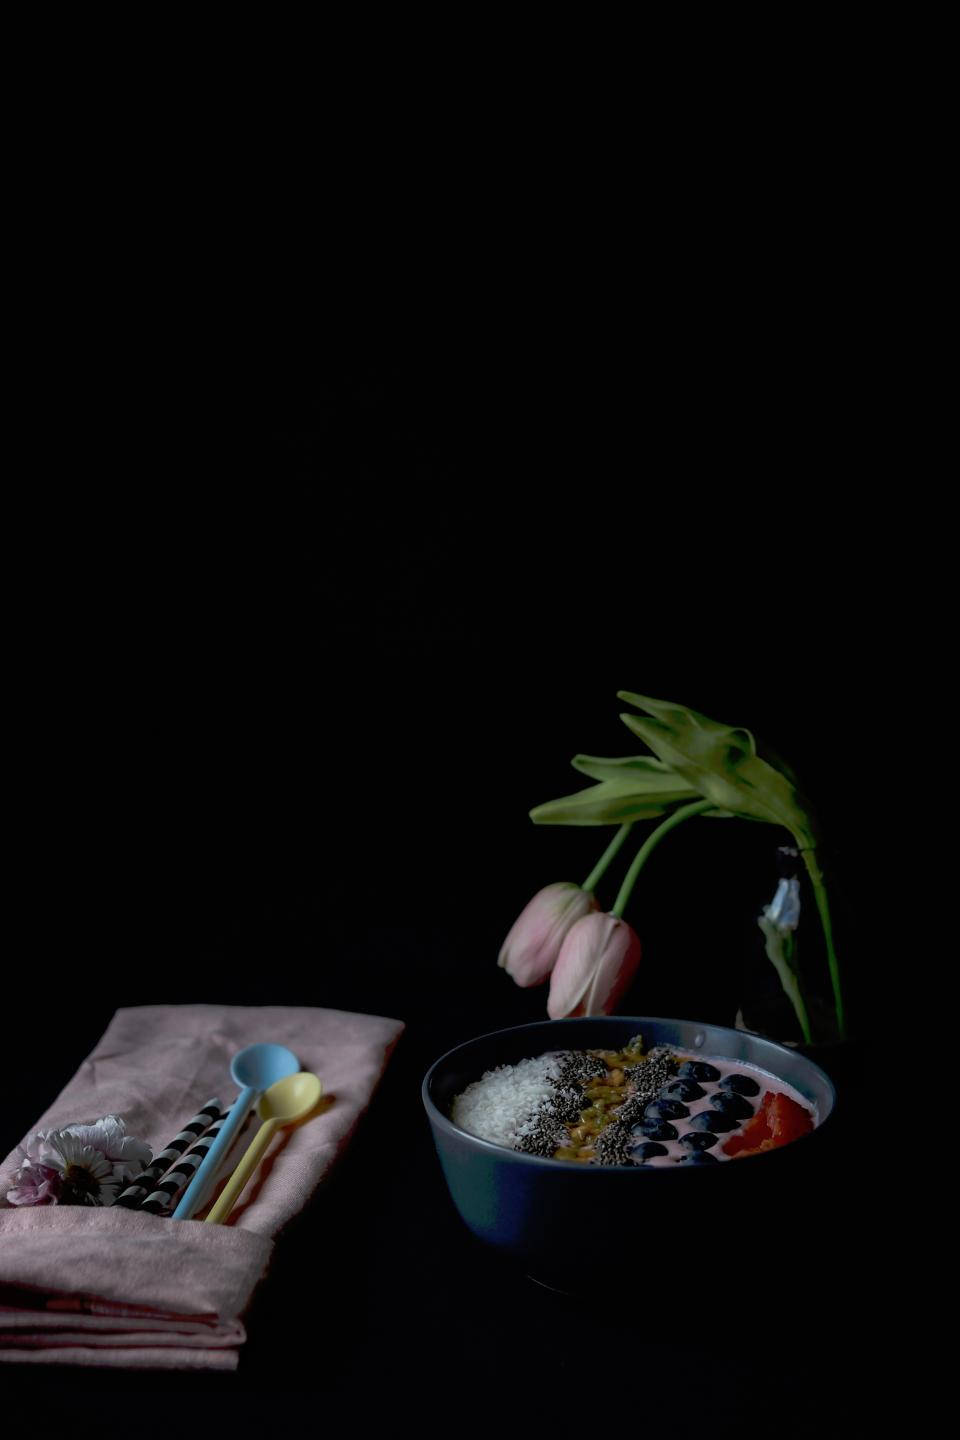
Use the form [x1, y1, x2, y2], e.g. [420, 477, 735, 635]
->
[0, 1003, 404, 1370]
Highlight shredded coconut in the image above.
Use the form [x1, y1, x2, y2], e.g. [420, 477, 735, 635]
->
[451, 1053, 564, 1147]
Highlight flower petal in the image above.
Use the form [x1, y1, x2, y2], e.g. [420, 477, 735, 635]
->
[112, 1135, 152, 1168]
[40, 1134, 113, 1179]
[498, 883, 598, 987]
[6, 1159, 62, 1206]
[547, 912, 642, 1019]
[546, 913, 611, 1018]
[60, 1115, 127, 1156]
[582, 923, 642, 1014]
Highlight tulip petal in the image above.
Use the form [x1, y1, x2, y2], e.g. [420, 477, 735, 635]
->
[546, 918, 599, 1017]
[583, 925, 642, 1014]
[547, 912, 642, 1019]
[498, 883, 597, 988]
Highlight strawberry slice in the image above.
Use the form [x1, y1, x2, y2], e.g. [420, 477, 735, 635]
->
[721, 1090, 813, 1158]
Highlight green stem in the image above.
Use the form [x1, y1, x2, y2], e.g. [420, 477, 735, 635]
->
[581, 822, 634, 894]
[800, 845, 847, 1040]
[792, 989, 814, 1046]
[758, 919, 813, 1044]
[611, 800, 713, 918]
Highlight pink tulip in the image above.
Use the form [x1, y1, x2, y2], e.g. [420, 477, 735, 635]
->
[547, 911, 642, 1018]
[498, 883, 599, 987]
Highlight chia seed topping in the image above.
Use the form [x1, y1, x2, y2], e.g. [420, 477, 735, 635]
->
[592, 1123, 636, 1166]
[612, 1047, 681, 1132]
[543, 1085, 589, 1126]
[549, 1050, 607, 1088]
[515, 1115, 569, 1156]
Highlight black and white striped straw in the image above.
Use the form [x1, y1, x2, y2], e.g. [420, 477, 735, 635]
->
[139, 1105, 234, 1215]
[113, 1098, 223, 1209]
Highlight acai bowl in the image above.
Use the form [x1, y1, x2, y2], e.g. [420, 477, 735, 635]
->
[422, 1017, 837, 1294]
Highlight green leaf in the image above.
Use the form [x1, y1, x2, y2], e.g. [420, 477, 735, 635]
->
[570, 753, 700, 795]
[530, 778, 693, 826]
[617, 691, 815, 846]
[569, 752, 741, 819]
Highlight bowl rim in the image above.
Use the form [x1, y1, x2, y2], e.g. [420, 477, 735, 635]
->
[421, 1014, 837, 1174]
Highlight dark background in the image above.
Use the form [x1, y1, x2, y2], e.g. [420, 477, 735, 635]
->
[15, 356, 893, 1028]
[6, 356, 906, 1421]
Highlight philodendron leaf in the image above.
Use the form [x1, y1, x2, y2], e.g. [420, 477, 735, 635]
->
[530, 778, 692, 826]
[617, 691, 815, 846]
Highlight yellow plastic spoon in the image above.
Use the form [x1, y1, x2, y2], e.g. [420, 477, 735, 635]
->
[204, 1071, 323, 1225]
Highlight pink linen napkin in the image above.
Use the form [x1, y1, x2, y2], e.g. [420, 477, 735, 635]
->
[0, 1003, 404, 1370]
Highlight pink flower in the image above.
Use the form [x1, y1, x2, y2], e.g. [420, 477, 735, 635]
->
[498, 883, 599, 987]
[6, 1158, 62, 1206]
[547, 911, 642, 1018]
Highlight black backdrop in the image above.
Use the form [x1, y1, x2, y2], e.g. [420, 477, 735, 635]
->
[13, 360, 886, 1027]
[5, 359, 900, 1418]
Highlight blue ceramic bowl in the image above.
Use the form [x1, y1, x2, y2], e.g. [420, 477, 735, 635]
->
[423, 1016, 838, 1293]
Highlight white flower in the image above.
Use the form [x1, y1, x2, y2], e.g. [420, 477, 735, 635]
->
[7, 1115, 152, 1207]
[764, 877, 801, 934]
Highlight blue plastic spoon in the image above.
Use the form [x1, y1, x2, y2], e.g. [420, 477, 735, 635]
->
[172, 1042, 300, 1220]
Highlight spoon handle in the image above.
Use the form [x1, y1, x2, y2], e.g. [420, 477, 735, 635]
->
[172, 1086, 256, 1220]
[204, 1118, 279, 1225]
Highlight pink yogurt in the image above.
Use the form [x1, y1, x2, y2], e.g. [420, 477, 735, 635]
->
[633, 1048, 817, 1166]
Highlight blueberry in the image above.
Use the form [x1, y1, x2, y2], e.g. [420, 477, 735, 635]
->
[680, 1149, 720, 1164]
[630, 1141, 668, 1163]
[631, 1119, 679, 1141]
[677, 1061, 721, 1082]
[644, 1099, 689, 1121]
[687, 1109, 739, 1133]
[679, 1130, 718, 1151]
[719, 1074, 761, 1097]
[660, 1078, 706, 1102]
[711, 1093, 754, 1120]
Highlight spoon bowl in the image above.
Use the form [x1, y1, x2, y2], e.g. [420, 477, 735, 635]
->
[258, 1071, 324, 1124]
[231, 1042, 300, 1091]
